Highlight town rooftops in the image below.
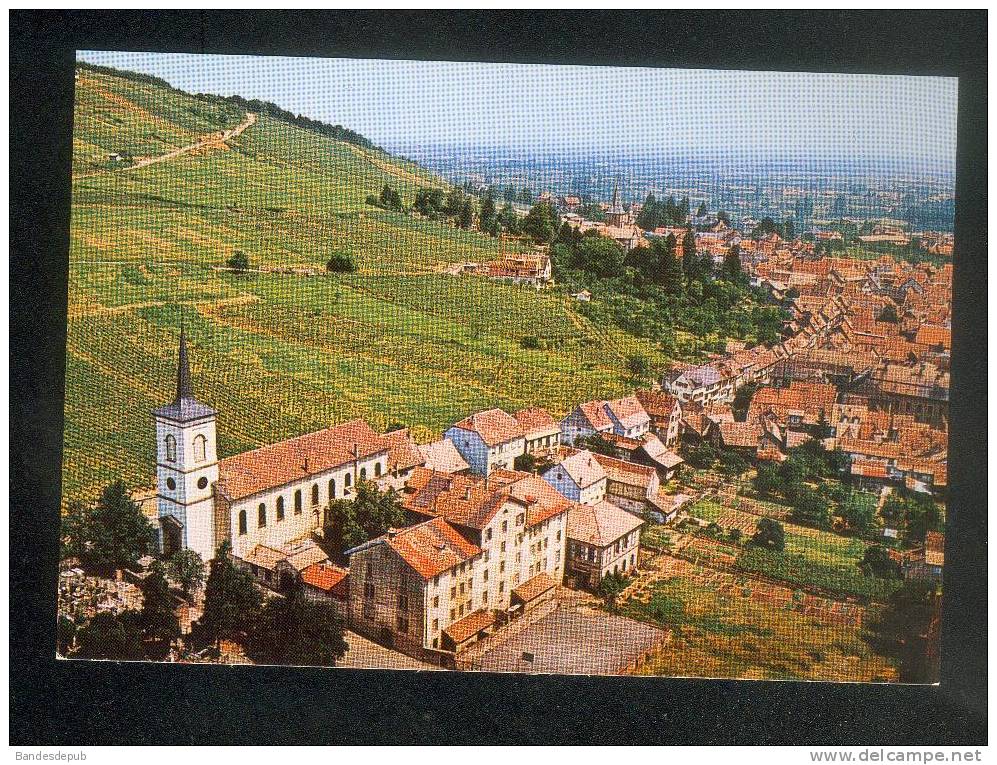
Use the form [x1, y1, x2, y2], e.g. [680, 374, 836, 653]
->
[379, 428, 426, 474]
[567, 500, 644, 548]
[217, 418, 388, 502]
[417, 438, 471, 474]
[747, 381, 838, 426]
[449, 408, 525, 447]
[556, 449, 607, 489]
[924, 531, 945, 567]
[634, 389, 679, 419]
[574, 400, 614, 431]
[404, 467, 571, 530]
[604, 395, 650, 430]
[348, 517, 481, 581]
[513, 407, 561, 439]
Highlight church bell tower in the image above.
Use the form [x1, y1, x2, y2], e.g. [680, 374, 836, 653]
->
[153, 327, 219, 562]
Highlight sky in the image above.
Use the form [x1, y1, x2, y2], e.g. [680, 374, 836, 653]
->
[78, 51, 958, 169]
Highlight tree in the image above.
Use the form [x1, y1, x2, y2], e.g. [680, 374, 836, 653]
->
[681, 229, 700, 283]
[519, 335, 540, 350]
[871, 579, 940, 683]
[326, 252, 357, 273]
[574, 235, 625, 278]
[732, 382, 758, 421]
[783, 218, 795, 240]
[413, 187, 445, 217]
[193, 540, 263, 648]
[497, 202, 520, 235]
[877, 304, 900, 323]
[860, 544, 901, 579]
[378, 184, 402, 211]
[140, 565, 181, 656]
[791, 488, 832, 529]
[625, 352, 651, 383]
[752, 518, 785, 552]
[576, 433, 617, 458]
[684, 442, 718, 470]
[245, 585, 348, 667]
[597, 572, 629, 610]
[839, 492, 879, 538]
[521, 201, 558, 244]
[61, 480, 157, 574]
[479, 192, 497, 234]
[696, 202, 708, 218]
[659, 234, 684, 295]
[166, 549, 205, 601]
[722, 244, 742, 281]
[457, 198, 475, 230]
[74, 611, 145, 660]
[753, 462, 784, 498]
[514, 452, 539, 473]
[226, 250, 250, 272]
[326, 481, 407, 551]
[718, 449, 749, 478]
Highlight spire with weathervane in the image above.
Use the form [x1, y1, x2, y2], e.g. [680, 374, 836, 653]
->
[153, 323, 217, 423]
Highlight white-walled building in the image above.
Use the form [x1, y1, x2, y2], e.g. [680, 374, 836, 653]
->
[347, 467, 571, 658]
[560, 396, 650, 446]
[541, 449, 608, 506]
[444, 408, 526, 475]
[153, 331, 389, 575]
[513, 407, 561, 457]
[566, 501, 645, 588]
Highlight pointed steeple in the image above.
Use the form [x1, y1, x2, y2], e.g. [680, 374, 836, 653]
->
[611, 179, 619, 210]
[153, 324, 217, 423]
[176, 325, 193, 402]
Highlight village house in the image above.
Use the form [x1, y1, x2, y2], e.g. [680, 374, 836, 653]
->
[444, 408, 526, 475]
[635, 389, 683, 446]
[560, 395, 650, 445]
[746, 381, 839, 433]
[376, 427, 427, 490]
[347, 467, 571, 660]
[299, 561, 349, 617]
[664, 362, 735, 405]
[565, 501, 645, 589]
[589, 451, 661, 516]
[513, 407, 562, 458]
[417, 438, 471, 475]
[542, 449, 608, 506]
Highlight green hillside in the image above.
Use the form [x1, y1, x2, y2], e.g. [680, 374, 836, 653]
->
[65, 64, 667, 503]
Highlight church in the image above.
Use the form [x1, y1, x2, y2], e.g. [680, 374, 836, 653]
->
[153, 330, 390, 567]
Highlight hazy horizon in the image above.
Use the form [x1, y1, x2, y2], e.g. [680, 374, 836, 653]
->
[78, 51, 957, 175]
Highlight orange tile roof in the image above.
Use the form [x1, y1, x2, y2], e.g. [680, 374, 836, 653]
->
[576, 400, 614, 430]
[604, 395, 649, 430]
[217, 419, 387, 502]
[300, 563, 349, 597]
[914, 324, 951, 350]
[747, 381, 838, 425]
[379, 428, 426, 473]
[451, 408, 524, 447]
[513, 407, 561, 439]
[444, 608, 496, 644]
[567, 500, 644, 547]
[511, 571, 557, 604]
[589, 451, 656, 489]
[384, 517, 481, 580]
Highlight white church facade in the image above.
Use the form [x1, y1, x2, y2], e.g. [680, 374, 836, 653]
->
[153, 330, 388, 566]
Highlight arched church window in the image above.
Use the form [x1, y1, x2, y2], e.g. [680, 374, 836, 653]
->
[165, 434, 177, 462]
[238, 509, 247, 535]
[345, 473, 352, 488]
[276, 496, 285, 521]
[193, 434, 207, 463]
[294, 489, 302, 515]
[258, 503, 267, 528]
[375, 462, 382, 477]
[311, 484, 319, 506]
[360, 467, 367, 481]
[328, 479, 336, 500]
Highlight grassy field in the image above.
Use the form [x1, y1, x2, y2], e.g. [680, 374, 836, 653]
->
[685, 499, 902, 602]
[64, 64, 669, 503]
[624, 572, 897, 682]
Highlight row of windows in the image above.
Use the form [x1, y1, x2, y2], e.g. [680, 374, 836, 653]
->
[234, 464, 385, 536]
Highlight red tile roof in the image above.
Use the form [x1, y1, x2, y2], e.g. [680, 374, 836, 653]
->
[568, 500, 644, 547]
[217, 419, 387, 502]
[385, 517, 481, 580]
[300, 563, 349, 598]
[634, 389, 679, 420]
[444, 608, 496, 644]
[513, 407, 561, 439]
[511, 572, 557, 604]
[451, 408, 525, 447]
[380, 428, 426, 473]
[576, 400, 613, 430]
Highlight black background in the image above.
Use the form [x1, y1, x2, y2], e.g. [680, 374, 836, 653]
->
[10, 10, 987, 745]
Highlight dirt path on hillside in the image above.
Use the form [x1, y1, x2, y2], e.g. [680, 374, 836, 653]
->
[76, 112, 257, 180]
